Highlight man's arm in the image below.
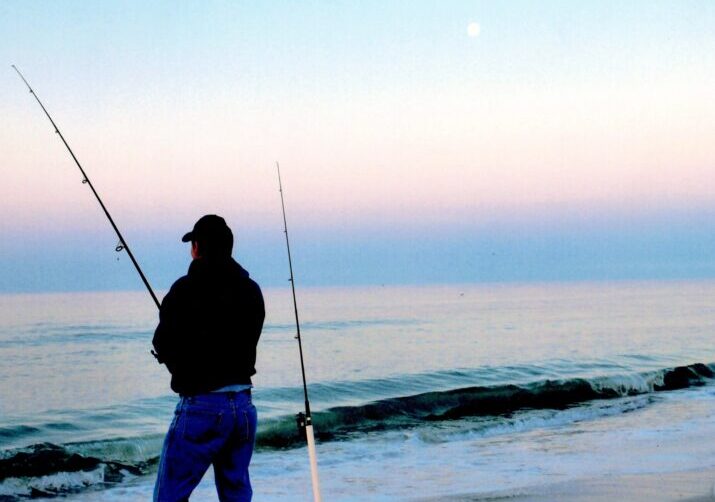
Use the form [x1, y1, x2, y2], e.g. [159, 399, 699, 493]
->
[251, 281, 266, 344]
[152, 284, 181, 369]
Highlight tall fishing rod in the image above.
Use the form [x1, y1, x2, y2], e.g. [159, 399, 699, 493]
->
[12, 65, 160, 310]
[276, 162, 322, 502]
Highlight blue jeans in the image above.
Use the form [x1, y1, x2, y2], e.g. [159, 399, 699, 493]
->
[154, 391, 257, 502]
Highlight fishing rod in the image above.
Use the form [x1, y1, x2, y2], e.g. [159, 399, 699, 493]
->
[276, 162, 322, 502]
[12, 65, 161, 311]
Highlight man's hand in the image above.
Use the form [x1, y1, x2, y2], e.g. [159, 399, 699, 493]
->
[151, 349, 164, 364]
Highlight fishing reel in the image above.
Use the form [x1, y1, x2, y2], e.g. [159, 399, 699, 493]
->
[296, 412, 308, 439]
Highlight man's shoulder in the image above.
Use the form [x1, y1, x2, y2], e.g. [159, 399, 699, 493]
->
[245, 275, 261, 290]
[230, 260, 262, 296]
[171, 274, 191, 290]
[164, 274, 193, 301]
[244, 276, 263, 298]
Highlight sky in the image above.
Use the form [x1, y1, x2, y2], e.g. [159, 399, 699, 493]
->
[1, 0, 715, 293]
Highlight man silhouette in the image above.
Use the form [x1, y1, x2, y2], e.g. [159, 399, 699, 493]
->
[152, 215, 264, 501]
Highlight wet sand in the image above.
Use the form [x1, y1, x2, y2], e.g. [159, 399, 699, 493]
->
[419, 468, 715, 502]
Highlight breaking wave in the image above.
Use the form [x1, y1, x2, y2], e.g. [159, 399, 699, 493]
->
[1, 362, 713, 499]
[258, 362, 715, 447]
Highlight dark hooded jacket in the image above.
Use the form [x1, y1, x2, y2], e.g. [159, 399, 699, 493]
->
[152, 257, 264, 396]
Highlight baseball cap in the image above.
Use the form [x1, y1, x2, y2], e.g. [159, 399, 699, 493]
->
[181, 214, 233, 245]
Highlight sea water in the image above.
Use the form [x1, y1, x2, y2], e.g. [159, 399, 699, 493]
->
[1, 281, 715, 500]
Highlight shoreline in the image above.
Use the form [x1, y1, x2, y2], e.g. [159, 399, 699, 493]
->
[419, 468, 715, 502]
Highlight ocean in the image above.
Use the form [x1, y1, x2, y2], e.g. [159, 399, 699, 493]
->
[1, 281, 715, 501]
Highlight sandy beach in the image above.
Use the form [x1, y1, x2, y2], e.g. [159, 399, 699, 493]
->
[423, 469, 715, 502]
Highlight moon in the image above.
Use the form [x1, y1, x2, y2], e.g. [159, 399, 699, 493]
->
[467, 22, 481, 38]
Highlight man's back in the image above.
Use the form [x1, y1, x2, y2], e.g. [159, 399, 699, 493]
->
[153, 256, 264, 396]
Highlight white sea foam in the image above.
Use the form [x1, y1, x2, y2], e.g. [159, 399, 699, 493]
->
[590, 371, 665, 395]
[67, 435, 164, 463]
[0, 466, 105, 498]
